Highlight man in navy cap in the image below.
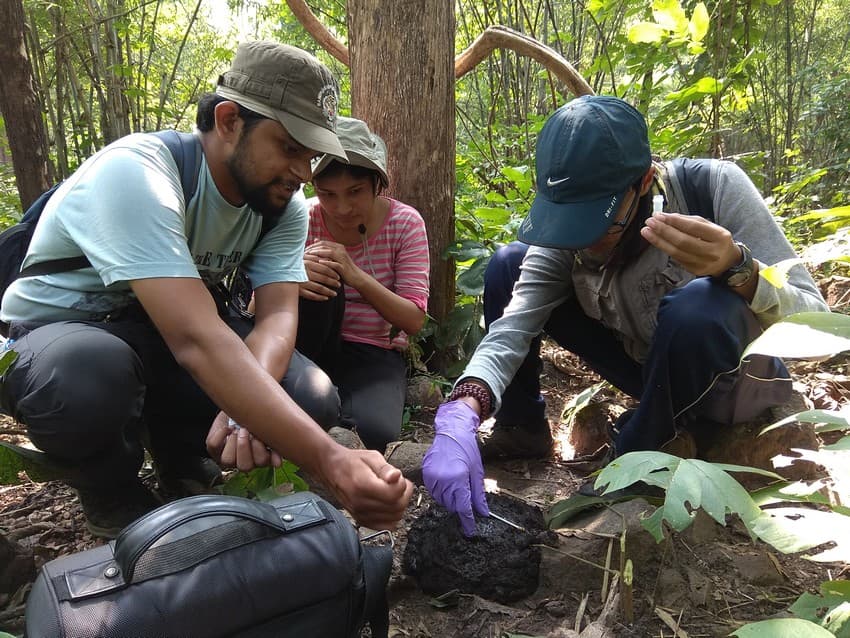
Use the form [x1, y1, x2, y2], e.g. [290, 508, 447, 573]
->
[422, 95, 827, 536]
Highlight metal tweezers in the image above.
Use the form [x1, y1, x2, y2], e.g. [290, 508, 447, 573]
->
[489, 511, 525, 532]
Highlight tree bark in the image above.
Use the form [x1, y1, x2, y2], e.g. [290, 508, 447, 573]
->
[348, 0, 457, 365]
[0, 0, 52, 209]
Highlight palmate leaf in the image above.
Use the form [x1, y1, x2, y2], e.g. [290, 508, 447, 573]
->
[730, 618, 837, 637]
[743, 312, 850, 359]
[594, 452, 779, 542]
[761, 408, 850, 435]
[752, 507, 850, 562]
[789, 581, 850, 637]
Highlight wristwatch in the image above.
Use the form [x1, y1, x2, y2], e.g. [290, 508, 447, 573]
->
[716, 241, 755, 287]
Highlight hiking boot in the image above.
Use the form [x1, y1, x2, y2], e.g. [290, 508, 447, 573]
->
[155, 456, 223, 498]
[478, 418, 554, 461]
[76, 481, 163, 539]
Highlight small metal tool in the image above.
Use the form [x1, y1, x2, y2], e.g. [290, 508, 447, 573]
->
[489, 511, 525, 532]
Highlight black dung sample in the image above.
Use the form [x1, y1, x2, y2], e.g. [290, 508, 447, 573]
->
[402, 493, 556, 603]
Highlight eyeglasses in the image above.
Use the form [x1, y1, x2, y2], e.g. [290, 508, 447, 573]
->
[606, 189, 639, 235]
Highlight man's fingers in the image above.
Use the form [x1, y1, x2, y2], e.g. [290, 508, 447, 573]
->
[250, 436, 272, 467]
[235, 428, 255, 472]
[220, 433, 237, 467]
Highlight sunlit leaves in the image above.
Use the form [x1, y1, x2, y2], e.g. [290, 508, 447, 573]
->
[743, 312, 850, 359]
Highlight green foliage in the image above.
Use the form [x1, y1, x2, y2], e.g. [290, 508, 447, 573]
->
[0, 441, 68, 485]
[730, 618, 837, 637]
[221, 460, 309, 501]
[743, 311, 850, 359]
[789, 581, 850, 637]
[595, 452, 780, 542]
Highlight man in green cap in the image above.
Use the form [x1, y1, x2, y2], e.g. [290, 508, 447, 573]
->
[0, 41, 412, 538]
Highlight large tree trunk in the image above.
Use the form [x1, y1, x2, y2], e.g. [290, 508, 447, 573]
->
[348, 0, 456, 367]
[0, 0, 52, 209]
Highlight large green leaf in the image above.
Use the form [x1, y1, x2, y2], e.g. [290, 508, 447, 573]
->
[730, 618, 836, 637]
[790, 581, 850, 637]
[752, 507, 850, 562]
[744, 312, 850, 358]
[592, 453, 776, 542]
[761, 409, 850, 435]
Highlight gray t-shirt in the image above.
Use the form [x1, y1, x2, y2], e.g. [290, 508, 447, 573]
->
[1, 133, 307, 323]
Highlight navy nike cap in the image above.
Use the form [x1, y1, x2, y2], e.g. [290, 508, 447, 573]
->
[518, 95, 651, 249]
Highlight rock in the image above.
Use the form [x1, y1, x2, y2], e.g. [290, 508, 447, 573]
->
[700, 415, 820, 489]
[735, 550, 785, 585]
[384, 441, 430, 484]
[0, 533, 34, 595]
[541, 500, 662, 596]
[406, 376, 444, 409]
[327, 426, 365, 450]
[568, 402, 622, 458]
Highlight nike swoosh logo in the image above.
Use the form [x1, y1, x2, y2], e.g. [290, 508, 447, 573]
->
[547, 176, 570, 187]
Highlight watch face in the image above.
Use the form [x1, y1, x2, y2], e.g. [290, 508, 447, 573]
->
[726, 270, 752, 287]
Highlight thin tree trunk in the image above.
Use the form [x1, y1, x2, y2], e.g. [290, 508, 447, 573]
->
[348, 0, 456, 370]
[0, 0, 52, 208]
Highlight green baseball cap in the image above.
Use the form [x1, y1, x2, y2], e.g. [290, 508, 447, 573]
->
[216, 41, 346, 159]
[312, 117, 389, 187]
[518, 96, 651, 249]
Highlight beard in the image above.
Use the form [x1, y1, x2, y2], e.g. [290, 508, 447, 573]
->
[226, 131, 297, 219]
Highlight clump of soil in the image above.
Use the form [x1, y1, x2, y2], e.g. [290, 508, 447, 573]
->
[402, 493, 556, 603]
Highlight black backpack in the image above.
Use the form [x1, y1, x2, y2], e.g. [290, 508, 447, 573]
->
[670, 157, 715, 222]
[0, 131, 268, 336]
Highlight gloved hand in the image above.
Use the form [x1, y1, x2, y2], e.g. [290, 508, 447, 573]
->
[422, 400, 490, 536]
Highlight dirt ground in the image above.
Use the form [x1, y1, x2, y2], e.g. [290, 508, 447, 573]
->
[2, 334, 849, 636]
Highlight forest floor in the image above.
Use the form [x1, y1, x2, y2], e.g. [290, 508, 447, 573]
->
[2, 278, 850, 637]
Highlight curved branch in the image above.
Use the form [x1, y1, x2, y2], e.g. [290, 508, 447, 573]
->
[285, 0, 349, 66]
[455, 25, 594, 97]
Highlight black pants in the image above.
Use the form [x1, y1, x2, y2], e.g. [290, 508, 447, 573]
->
[0, 314, 339, 488]
[297, 294, 407, 452]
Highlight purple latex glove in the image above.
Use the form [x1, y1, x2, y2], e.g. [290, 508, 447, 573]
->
[422, 400, 490, 536]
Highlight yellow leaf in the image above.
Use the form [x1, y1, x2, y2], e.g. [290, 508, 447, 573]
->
[653, 0, 688, 32]
[759, 258, 803, 289]
[628, 21, 666, 44]
[689, 2, 710, 41]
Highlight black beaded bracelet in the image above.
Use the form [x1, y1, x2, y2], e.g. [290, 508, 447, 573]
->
[449, 380, 493, 418]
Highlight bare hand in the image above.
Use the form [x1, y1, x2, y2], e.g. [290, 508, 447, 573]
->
[320, 446, 413, 530]
[306, 241, 360, 284]
[206, 411, 282, 472]
[641, 212, 742, 277]
[300, 250, 342, 301]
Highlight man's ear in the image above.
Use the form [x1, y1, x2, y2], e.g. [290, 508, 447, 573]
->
[213, 101, 242, 143]
[638, 166, 656, 196]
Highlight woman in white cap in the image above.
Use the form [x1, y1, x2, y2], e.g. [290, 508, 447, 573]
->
[297, 117, 430, 451]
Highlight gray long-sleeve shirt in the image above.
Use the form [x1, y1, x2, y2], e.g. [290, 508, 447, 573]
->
[462, 159, 828, 413]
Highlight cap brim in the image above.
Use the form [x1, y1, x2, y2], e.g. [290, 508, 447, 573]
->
[216, 87, 347, 160]
[518, 190, 626, 250]
[278, 110, 346, 159]
[312, 150, 389, 187]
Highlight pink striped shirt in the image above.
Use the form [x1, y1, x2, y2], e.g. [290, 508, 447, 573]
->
[307, 197, 430, 350]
